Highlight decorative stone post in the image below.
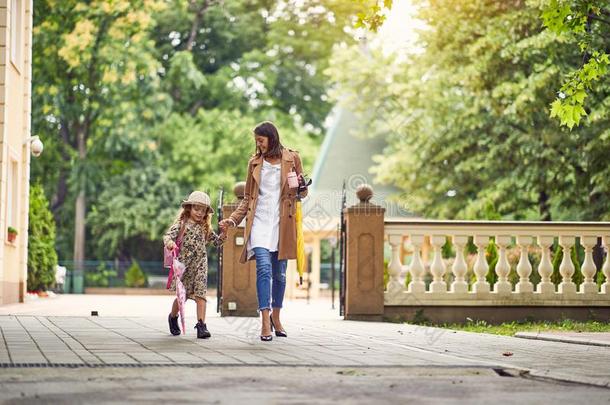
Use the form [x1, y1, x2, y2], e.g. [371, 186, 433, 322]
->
[536, 236, 555, 296]
[220, 182, 258, 317]
[494, 235, 512, 294]
[579, 236, 599, 295]
[602, 236, 610, 295]
[429, 236, 447, 293]
[408, 235, 426, 293]
[451, 235, 469, 294]
[515, 236, 534, 293]
[558, 235, 576, 295]
[387, 232, 404, 293]
[472, 235, 490, 294]
[344, 184, 385, 321]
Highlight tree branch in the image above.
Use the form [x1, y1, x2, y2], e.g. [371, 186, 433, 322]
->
[590, 14, 610, 26]
[189, 99, 204, 116]
[185, 0, 211, 52]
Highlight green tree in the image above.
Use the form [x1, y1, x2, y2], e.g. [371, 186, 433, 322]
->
[32, 0, 373, 263]
[542, 0, 610, 128]
[27, 184, 58, 291]
[156, 109, 319, 195]
[355, 0, 393, 31]
[32, 0, 167, 264]
[360, 0, 609, 128]
[328, 0, 610, 221]
[153, 0, 368, 130]
[87, 165, 181, 260]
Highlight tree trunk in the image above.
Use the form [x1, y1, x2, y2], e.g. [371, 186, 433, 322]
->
[51, 170, 68, 220]
[73, 128, 87, 268]
[538, 190, 552, 221]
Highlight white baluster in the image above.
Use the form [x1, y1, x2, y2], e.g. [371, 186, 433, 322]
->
[579, 236, 598, 295]
[536, 236, 555, 296]
[515, 236, 533, 293]
[408, 234, 426, 293]
[558, 235, 576, 295]
[494, 235, 512, 294]
[451, 235, 469, 294]
[473, 235, 490, 294]
[602, 236, 610, 294]
[387, 233, 404, 293]
[429, 235, 447, 293]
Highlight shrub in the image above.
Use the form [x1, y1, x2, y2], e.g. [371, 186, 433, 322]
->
[27, 184, 58, 291]
[383, 259, 389, 290]
[125, 260, 147, 288]
[85, 262, 117, 287]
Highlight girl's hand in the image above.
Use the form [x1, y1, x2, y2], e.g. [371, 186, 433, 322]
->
[166, 240, 176, 251]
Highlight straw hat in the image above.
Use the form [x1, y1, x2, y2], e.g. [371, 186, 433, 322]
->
[181, 191, 212, 211]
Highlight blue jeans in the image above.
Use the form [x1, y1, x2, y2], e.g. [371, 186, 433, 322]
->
[253, 247, 287, 311]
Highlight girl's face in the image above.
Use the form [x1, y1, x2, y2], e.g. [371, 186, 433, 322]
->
[255, 135, 269, 154]
[190, 204, 207, 222]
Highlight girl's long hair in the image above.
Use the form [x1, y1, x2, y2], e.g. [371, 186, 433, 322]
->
[173, 204, 213, 238]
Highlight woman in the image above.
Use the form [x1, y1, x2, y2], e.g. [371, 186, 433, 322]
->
[219, 121, 308, 341]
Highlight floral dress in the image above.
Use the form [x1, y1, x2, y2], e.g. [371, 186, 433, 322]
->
[163, 219, 224, 301]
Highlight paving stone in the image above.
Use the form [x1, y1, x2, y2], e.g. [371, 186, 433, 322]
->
[1, 296, 610, 389]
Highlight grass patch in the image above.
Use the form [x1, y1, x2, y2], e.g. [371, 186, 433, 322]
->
[439, 319, 610, 336]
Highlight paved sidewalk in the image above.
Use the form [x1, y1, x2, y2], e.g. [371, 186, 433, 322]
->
[1, 295, 609, 388]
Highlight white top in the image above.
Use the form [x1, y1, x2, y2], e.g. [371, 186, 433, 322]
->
[247, 159, 281, 257]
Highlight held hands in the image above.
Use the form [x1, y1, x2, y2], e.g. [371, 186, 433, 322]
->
[218, 219, 234, 233]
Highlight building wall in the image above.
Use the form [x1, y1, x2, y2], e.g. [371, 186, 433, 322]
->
[0, 0, 32, 304]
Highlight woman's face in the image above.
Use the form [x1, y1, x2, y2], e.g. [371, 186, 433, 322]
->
[190, 204, 207, 222]
[255, 135, 269, 154]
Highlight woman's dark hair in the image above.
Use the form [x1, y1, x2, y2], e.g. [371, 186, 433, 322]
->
[254, 121, 283, 158]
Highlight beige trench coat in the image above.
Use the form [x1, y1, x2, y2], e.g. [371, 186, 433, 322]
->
[229, 148, 308, 263]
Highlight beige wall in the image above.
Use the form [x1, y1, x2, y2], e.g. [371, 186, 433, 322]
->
[0, 0, 33, 304]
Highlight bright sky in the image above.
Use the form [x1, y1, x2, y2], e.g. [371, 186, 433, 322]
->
[374, 0, 425, 57]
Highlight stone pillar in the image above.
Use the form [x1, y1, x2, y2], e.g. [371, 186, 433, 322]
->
[344, 185, 385, 321]
[220, 182, 258, 317]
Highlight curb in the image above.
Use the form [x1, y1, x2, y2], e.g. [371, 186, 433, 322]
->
[515, 332, 610, 348]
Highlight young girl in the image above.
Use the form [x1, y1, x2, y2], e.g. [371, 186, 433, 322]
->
[164, 191, 225, 338]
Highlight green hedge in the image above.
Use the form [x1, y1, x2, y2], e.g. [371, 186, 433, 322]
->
[27, 183, 58, 291]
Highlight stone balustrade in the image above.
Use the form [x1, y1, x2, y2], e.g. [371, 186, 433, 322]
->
[384, 220, 610, 308]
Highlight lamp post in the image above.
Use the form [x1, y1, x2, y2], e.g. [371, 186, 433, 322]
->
[328, 236, 338, 310]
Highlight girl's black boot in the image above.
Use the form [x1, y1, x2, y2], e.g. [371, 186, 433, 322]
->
[195, 320, 211, 339]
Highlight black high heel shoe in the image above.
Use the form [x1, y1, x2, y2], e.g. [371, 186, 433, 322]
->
[270, 315, 288, 337]
[260, 335, 273, 342]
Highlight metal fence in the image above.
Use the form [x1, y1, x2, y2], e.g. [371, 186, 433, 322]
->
[58, 258, 219, 293]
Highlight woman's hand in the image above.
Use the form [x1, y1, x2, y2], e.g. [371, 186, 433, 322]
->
[166, 240, 176, 251]
[219, 219, 233, 233]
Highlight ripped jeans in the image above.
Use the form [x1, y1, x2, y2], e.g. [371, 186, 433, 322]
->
[252, 247, 287, 311]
